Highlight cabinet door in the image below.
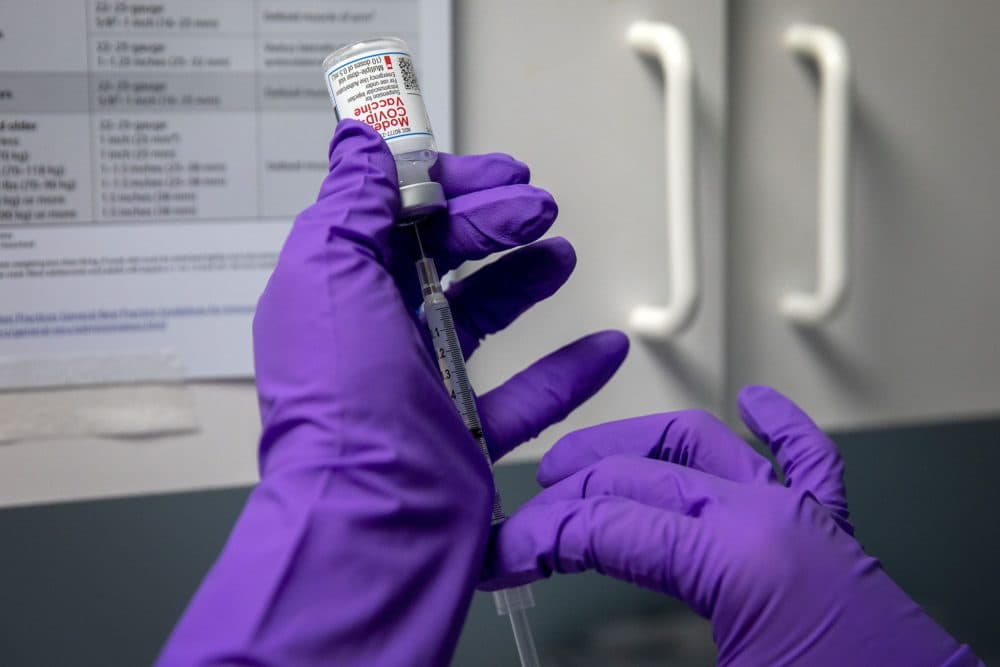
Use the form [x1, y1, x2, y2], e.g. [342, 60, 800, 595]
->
[728, 0, 1000, 429]
[455, 0, 729, 460]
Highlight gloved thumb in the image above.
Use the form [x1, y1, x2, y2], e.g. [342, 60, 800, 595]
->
[305, 119, 401, 264]
[737, 385, 852, 533]
[255, 120, 407, 378]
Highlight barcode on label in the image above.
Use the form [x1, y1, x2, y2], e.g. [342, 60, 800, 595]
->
[398, 56, 420, 93]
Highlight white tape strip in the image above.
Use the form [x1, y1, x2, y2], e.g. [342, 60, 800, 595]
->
[0, 384, 198, 443]
[0, 349, 185, 390]
[0, 350, 198, 442]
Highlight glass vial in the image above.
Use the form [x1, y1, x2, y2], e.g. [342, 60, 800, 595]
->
[323, 37, 445, 219]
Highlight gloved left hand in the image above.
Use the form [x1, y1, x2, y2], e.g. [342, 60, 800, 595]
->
[156, 120, 628, 666]
[481, 388, 981, 666]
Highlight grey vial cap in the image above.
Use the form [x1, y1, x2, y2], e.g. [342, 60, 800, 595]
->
[399, 181, 446, 220]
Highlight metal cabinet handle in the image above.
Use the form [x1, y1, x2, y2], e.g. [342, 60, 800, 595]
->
[626, 21, 698, 340]
[782, 24, 851, 325]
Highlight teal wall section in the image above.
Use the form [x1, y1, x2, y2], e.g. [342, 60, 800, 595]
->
[1, 420, 997, 666]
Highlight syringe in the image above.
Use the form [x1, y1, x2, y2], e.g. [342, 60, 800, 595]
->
[321, 38, 537, 661]
[411, 222, 542, 667]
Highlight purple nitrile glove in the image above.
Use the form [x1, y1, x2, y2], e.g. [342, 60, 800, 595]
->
[156, 120, 628, 666]
[482, 386, 983, 666]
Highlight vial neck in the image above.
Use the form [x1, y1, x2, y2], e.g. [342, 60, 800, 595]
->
[396, 158, 432, 189]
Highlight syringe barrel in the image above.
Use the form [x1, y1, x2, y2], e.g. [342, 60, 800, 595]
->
[421, 281, 507, 525]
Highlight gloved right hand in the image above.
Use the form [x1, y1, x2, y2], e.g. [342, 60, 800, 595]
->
[158, 121, 628, 667]
[482, 386, 983, 666]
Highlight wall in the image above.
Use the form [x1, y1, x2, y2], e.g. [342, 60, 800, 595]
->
[1, 420, 997, 666]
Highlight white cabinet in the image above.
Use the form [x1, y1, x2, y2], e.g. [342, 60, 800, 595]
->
[456, 0, 729, 459]
[726, 0, 1000, 429]
[460, 0, 1000, 449]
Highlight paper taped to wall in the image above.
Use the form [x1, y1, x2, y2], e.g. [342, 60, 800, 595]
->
[0, 0, 452, 383]
[0, 350, 198, 442]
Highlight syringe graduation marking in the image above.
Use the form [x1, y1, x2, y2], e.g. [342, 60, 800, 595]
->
[438, 306, 476, 415]
[425, 298, 505, 523]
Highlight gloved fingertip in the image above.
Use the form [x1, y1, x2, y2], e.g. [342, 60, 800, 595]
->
[737, 384, 818, 443]
[736, 384, 779, 440]
[551, 330, 630, 402]
[512, 237, 577, 302]
[514, 187, 559, 237]
[539, 188, 559, 223]
[737, 383, 776, 405]
[587, 329, 630, 364]
[532, 236, 577, 270]
[484, 152, 531, 183]
[480, 153, 531, 185]
[511, 237, 577, 293]
[516, 188, 559, 242]
[536, 449, 562, 487]
[536, 428, 588, 487]
[504, 154, 531, 183]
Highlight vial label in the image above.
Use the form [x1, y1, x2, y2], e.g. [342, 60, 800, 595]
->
[325, 51, 433, 142]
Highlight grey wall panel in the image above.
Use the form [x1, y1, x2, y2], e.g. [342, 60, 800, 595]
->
[2, 423, 998, 665]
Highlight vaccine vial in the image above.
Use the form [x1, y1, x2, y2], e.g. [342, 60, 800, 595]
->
[323, 37, 445, 219]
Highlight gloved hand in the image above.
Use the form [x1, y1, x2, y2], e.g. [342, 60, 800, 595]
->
[483, 386, 983, 666]
[156, 120, 628, 666]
